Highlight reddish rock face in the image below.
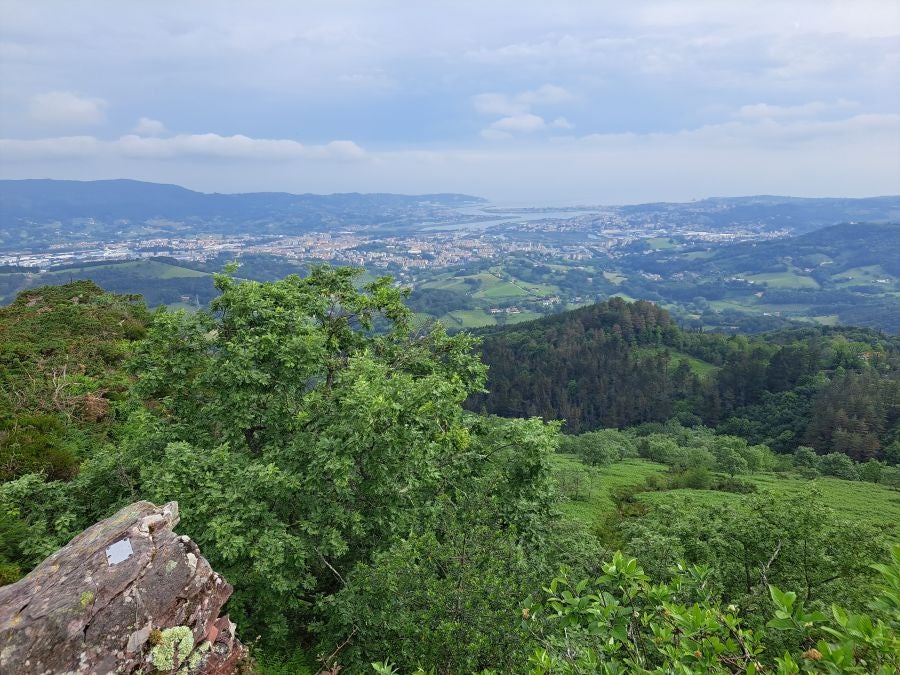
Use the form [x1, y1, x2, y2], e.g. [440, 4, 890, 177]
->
[0, 501, 250, 674]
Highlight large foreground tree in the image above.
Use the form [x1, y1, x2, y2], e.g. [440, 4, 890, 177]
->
[85, 267, 555, 646]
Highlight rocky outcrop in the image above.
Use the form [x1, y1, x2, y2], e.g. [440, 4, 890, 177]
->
[0, 501, 250, 674]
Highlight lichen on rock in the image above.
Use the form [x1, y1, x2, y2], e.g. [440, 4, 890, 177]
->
[150, 625, 193, 671]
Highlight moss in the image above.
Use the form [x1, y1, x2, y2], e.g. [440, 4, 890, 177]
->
[149, 625, 194, 671]
[79, 591, 94, 609]
[148, 628, 163, 646]
[165, 559, 178, 574]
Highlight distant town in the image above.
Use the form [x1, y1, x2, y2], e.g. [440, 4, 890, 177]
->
[1, 207, 791, 271]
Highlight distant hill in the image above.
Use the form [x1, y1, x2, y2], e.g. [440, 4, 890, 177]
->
[616, 195, 900, 234]
[693, 222, 899, 275]
[0, 258, 217, 307]
[617, 222, 900, 332]
[469, 297, 900, 460]
[0, 179, 486, 250]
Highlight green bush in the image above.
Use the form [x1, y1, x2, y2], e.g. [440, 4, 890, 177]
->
[0, 414, 78, 481]
[820, 452, 860, 480]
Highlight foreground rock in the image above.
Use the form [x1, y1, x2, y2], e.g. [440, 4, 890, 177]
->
[0, 501, 250, 674]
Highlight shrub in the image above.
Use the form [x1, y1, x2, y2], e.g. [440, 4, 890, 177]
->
[819, 452, 860, 480]
[711, 476, 757, 494]
[671, 467, 713, 490]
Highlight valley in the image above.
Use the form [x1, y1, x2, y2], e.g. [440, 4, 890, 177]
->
[2, 180, 898, 333]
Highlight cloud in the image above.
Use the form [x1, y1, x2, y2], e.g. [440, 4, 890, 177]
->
[28, 91, 107, 128]
[482, 113, 551, 140]
[1, 132, 368, 162]
[475, 84, 575, 138]
[474, 84, 574, 117]
[489, 113, 546, 133]
[1, 2, 897, 200]
[473, 92, 526, 117]
[550, 117, 574, 129]
[576, 113, 900, 150]
[2, 111, 897, 204]
[133, 117, 168, 136]
[735, 99, 859, 120]
[517, 84, 576, 106]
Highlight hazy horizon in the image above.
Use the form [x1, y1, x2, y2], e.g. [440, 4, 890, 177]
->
[4, 176, 900, 208]
[1, 1, 899, 202]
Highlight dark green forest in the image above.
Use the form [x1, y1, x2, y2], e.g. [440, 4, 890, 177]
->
[1, 274, 897, 673]
[471, 297, 900, 461]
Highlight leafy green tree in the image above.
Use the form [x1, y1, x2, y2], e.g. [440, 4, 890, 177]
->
[560, 429, 636, 466]
[819, 452, 860, 480]
[638, 435, 681, 464]
[318, 499, 540, 673]
[717, 448, 749, 477]
[81, 267, 555, 649]
[859, 459, 884, 483]
[518, 546, 899, 675]
[623, 489, 884, 613]
[793, 446, 820, 471]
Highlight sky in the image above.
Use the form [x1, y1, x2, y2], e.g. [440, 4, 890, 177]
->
[1, 0, 899, 203]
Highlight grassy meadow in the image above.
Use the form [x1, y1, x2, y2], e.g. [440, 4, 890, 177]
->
[553, 453, 900, 531]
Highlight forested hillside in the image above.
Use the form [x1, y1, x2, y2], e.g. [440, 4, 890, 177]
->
[471, 297, 900, 460]
[1, 273, 897, 673]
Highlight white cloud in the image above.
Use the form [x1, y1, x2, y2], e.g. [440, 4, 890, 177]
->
[117, 134, 368, 161]
[480, 128, 513, 141]
[133, 117, 168, 136]
[517, 84, 576, 106]
[489, 113, 546, 133]
[1, 132, 368, 162]
[28, 91, 107, 128]
[475, 84, 574, 138]
[735, 99, 858, 120]
[474, 84, 574, 117]
[473, 92, 526, 117]
[1, 2, 897, 200]
[576, 113, 900, 152]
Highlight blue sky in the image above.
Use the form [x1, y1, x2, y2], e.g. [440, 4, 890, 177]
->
[1, 0, 898, 203]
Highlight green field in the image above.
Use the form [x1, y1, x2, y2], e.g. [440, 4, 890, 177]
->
[439, 307, 542, 328]
[833, 265, 895, 289]
[644, 237, 679, 250]
[708, 298, 759, 312]
[506, 309, 542, 324]
[422, 270, 560, 303]
[440, 309, 494, 328]
[474, 281, 530, 300]
[671, 350, 718, 377]
[602, 271, 626, 285]
[610, 291, 638, 302]
[639, 475, 900, 529]
[552, 454, 668, 524]
[54, 259, 207, 279]
[634, 347, 718, 377]
[414, 266, 563, 328]
[423, 271, 496, 292]
[0, 259, 208, 282]
[745, 270, 820, 289]
[553, 454, 900, 530]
